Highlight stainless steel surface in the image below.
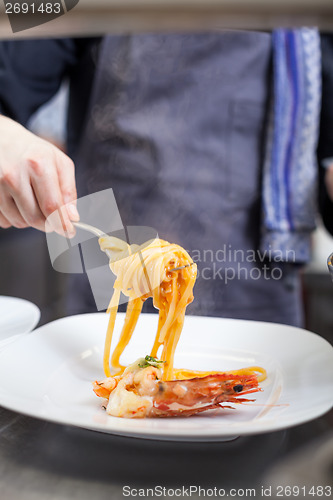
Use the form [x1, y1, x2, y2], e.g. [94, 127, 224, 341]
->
[264, 432, 333, 493]
[0, 405, 331, 500]
[0, 0, 333, 39]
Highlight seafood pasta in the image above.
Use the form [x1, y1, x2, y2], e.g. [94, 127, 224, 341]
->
[93, 358, 261, 418]
[94, 236, 266, 418]
[99, 237, 197, 381]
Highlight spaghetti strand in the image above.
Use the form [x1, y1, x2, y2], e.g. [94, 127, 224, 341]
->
[99, 237, 196, 380]
[99, 236, 266, 385]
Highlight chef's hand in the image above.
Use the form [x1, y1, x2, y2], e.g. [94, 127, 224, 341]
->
[325, 163, 333, 202]
[0, 115, 79, 236]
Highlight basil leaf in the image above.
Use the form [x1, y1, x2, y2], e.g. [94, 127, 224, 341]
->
[138, 355, 166, 369]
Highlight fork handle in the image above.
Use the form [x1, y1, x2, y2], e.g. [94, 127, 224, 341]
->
[73, 221, 106, 238]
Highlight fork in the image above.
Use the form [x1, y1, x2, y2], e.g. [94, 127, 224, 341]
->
[73, 222, 193, 272]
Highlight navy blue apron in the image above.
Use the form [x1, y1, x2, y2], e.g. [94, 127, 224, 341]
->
[71, 31, 303, 327]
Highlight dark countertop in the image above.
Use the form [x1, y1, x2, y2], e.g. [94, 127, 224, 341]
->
[0, 406, 332, 500]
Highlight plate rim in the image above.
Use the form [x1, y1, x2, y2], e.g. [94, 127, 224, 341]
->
[0, 312, 332, 441]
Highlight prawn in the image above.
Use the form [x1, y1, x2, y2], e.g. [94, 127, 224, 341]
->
[92, 357, 262, 418]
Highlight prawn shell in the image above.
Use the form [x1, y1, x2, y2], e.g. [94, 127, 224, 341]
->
[93, 371, 262, 418]
[149, 373, 261, 417]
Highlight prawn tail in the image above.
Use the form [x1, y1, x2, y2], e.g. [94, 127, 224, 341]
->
[92, 377, 118, 399]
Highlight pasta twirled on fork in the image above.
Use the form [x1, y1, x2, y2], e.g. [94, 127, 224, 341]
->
[99, 237, 197, 381]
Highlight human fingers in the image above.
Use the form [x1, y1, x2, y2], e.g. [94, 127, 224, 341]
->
[56, 151, 80, 222]
[29, 157, 75, 237]
[0, 188, 29, 229]
[0, 211, 11, 229]
[0, 166, 47, 231]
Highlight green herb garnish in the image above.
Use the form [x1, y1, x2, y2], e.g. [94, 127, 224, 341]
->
[138, 355, 166, 369]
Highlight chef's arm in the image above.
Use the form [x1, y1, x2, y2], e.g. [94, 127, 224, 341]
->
[0, 39, 83, 234]
[0, 39, 79, 124]
[0, 115, 78, 234]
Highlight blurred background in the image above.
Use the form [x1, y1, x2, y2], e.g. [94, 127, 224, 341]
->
[1, 57, 333, 341]
[0, 0, 333, 336]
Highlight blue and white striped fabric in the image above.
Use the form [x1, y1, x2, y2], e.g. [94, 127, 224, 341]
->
[261, 28, 321, 263]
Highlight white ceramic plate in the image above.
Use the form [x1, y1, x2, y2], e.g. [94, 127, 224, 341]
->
[0, 295, 40, 347]
[0, 313, 332, 441]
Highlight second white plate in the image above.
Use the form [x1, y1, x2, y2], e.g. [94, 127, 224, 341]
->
[0, 295, 40, 346]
